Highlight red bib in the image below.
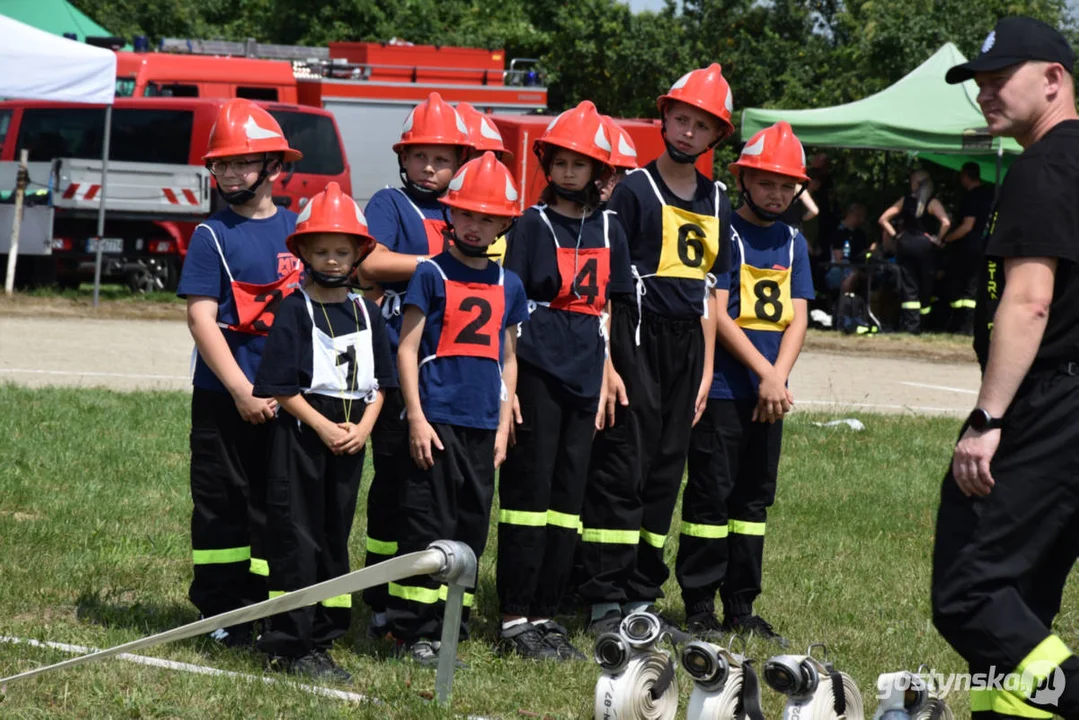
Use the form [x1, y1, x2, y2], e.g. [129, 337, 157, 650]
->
[550, 247, 610, 316]
[422, 217, 450, 256]
[436, 279, 506, 361]
[228, 268, 301, 336]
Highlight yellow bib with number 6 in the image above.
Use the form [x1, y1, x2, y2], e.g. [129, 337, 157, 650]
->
[734, 230, 795, 332]
[655, 206, 720, 280]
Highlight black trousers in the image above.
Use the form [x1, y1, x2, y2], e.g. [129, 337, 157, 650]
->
[497, 361, 596, 618]
[579, 301, 704, 605]
[932, 366, 1079, 719]
[188, 387, 270, 620]
[897, 231, 937, 333]
[387, 423, 496, 643]
[257, 395, 365, 658]
[677, 399, 782, 618]
[363, 388, 407, 614]
[944, 239, 981, 335]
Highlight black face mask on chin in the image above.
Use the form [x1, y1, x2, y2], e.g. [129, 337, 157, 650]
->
[303, 260, 360, 289]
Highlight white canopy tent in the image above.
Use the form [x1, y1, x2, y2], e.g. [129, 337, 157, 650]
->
[0, 13, 116, 300]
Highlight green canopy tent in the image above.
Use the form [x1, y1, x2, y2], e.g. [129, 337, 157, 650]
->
[0, 0, 114, 42]
[741, 43, 1022, 184]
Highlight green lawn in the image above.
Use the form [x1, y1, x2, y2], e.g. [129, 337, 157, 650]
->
[0, 385, 1074, 719]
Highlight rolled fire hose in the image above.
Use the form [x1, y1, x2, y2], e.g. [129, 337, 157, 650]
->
[764, 646, 865, 720]
[682, 640, 766, 720]
[593, 611, 679, 720]
[594, 652, 679, 720]
[873, 671, 954, 720]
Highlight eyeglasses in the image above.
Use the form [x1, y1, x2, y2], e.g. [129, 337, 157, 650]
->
[207, 158, 265, 176]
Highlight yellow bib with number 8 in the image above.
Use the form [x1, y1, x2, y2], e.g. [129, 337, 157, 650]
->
[734, 228, 795, 332]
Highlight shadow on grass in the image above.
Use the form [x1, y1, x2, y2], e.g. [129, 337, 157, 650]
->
[75, 588, 199, 639]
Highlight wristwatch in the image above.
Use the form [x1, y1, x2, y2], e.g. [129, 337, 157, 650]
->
[967, 407, 1004, 431]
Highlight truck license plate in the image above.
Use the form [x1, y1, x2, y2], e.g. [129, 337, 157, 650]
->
[86, 238, 123, 254]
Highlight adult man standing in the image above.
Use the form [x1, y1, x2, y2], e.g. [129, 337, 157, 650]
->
[941, 162, 995, 334]
[932, 16, 1079, 720]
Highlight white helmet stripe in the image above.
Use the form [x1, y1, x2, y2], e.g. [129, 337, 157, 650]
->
[595, 125, 612, 152]
[244, 116, 283, 140]
[449, 168, 467, 192]
[741, 135, 765, 157]
[479, 117, 503, 141]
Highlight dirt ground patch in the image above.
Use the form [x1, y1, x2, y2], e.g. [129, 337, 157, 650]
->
[0, 294, 185, 322]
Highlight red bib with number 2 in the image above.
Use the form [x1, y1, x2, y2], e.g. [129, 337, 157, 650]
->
[436, 280, 506, 361]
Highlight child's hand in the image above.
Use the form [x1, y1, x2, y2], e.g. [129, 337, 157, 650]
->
[599, 368, 629, 430]
[235, 392, 276, 425]
[754, 370, 792, 424]
[316, 421, 349, 453]
[508, 394, 523, 447]
[494, 424, 510, 468]
[333, 422, 369, 455]
[409, 418, 444, 470]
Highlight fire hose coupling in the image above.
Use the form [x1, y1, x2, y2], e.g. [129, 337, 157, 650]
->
[681, 636, 767, 720]
[873, 665, 953, 720]
[593, 611, 679, 720]
[425, 540, 478, 588]
[763, 643, 865, 719]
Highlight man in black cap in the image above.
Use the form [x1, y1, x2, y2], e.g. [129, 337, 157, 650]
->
[932, 15, 1079, 720]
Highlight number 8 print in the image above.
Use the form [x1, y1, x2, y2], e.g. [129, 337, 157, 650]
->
[753, 279, 783, 322]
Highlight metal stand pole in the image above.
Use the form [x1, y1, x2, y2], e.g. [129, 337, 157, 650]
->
[4, 148, 29, 295]
[427, 540, 478, 706]
[92, 104, 112, 309]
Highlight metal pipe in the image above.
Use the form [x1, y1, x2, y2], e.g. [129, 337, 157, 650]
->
[92, 104, 112, 308]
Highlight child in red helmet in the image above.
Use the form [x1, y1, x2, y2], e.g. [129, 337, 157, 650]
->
[578, 65, 735, 640]
[176, 99, 302, 647]
[254, 183, 394, 680]
[599, 115, 639, 204]
[457, 102, 515, 263]
[390, 152, 529, 666]
[676, 122, 814, 647]
[497, 101, 633, 661]
[357, 92, 471, 638]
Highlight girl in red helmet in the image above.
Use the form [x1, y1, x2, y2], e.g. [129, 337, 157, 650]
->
[496, 101, 633, 661]
[676, 121, 815, 648]
[577, 64, 735, 641]
[253, 182, 394, 681]
[177, 99, 303, 647]
[390, 152, 530, 666]
[356, 92, 471, 637]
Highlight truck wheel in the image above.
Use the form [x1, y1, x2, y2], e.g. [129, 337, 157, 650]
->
[126, 258, 179, 294]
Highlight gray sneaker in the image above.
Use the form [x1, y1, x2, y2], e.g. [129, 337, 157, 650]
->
[397, 639, 469, 668]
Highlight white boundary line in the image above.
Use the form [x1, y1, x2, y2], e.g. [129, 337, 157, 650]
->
[798, 399, 966, 414]
[0, 369, 188, 381]
[0, 635, 498, 720]
[900, 381, 978, 395]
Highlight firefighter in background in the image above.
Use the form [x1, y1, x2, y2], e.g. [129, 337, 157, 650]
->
[598, 115, 639, 204]
[253, 184, 394, 682]
[358, 91, 470, 638]
[878, 169, 951, 334]
[578, 64, 733, 638]
[497, 101, 633, 661]
[390, 152, 530, 666]
[456, 101, 515, 263]
[940, 162, 994, 335]
[176, 99, 302, 646]
[677, 121, 815, 647]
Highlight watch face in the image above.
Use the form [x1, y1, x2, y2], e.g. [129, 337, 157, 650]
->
[969, 409, 989, 431]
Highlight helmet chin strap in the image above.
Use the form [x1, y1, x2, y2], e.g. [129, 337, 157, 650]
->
[303, 259, 361, 289]
[550, 181, 591, 207]
[400, 167, 444, 204]
[216, 157, 274, 206]
[441, 207, 511, 259]
[739, 172, 807, 222]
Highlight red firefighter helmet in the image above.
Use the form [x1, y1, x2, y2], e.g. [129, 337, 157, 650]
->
[533, 101, 613, 167]
[457, 102, 514, 162]
[728, 121, 809, 182]
[440, 151, 522, 218]
[286, 182, 376, 259]
[656, 64, 736, 140]
[203, 99, 302, 162]
[602, 116, 639, 170]
[392, 92, 470, 154]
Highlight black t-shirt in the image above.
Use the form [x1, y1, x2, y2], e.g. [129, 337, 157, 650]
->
[957, 183, 995, 249]
[504, 205, 632, 401]
[607, 161, 732, 319]
[828, 223, 869, 262]
[254, 291, 396, 409]
[974, 120, 1079, 370]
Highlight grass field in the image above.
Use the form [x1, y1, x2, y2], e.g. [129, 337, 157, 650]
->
[0, 385, 1074, 719]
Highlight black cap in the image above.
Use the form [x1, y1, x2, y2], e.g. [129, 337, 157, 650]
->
[945, 16, 1076, 84]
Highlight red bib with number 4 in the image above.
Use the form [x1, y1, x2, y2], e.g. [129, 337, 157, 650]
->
[437, 279, 506, 361]
[551, 248, 610, 316]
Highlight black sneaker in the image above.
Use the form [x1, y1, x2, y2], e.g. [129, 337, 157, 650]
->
[366, 614, 390, 640]
[498, 622, 560, 661]
[586, 609, 623, 637]
[537, 622, 586, 661]
[686, 612, 727, 642]
[642, 605, 690, 644]
[396, 639, 469, 668]
[723, 614, 790, 649]
[311, 649, 353, 684]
